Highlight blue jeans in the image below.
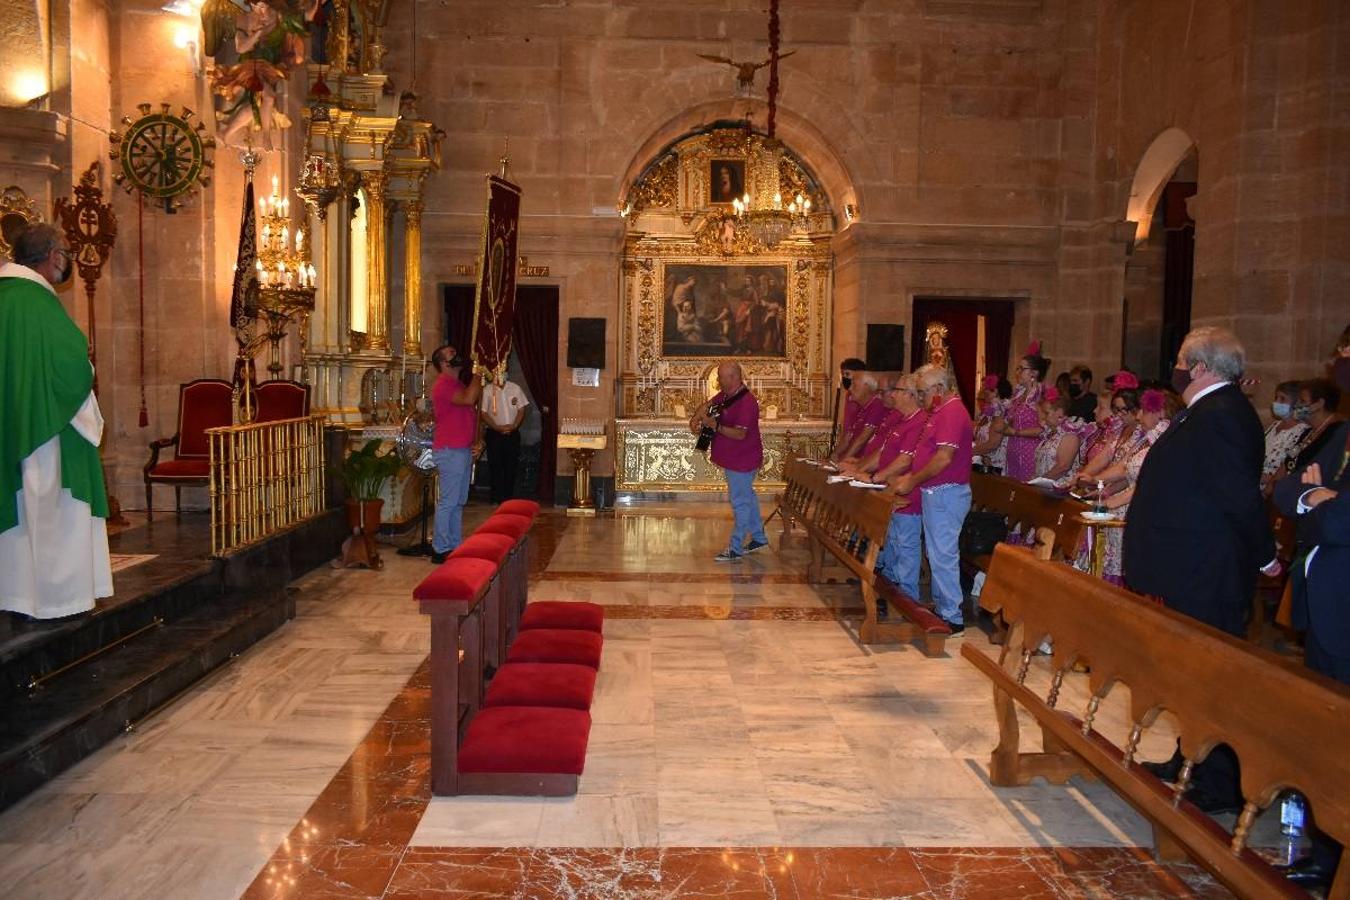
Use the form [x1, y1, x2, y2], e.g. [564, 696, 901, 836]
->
[880, 512, 922, 600]
[724, 468, 767, 554]
[433, 447, 473, 554]
[920, 483, 971, 625]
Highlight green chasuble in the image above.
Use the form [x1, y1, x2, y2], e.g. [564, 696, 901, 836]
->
[0, 276, 109, 533]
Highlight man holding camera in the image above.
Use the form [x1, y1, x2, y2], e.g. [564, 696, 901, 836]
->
[429, 344, 482, 563]
[691, 361, 767, 562]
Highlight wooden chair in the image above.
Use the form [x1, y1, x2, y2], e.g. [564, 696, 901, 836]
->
[254, 380, 311, 423]
[143, 378, 233, 518]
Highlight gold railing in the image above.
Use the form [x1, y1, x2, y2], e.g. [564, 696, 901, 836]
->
[207, 414, 327, 556]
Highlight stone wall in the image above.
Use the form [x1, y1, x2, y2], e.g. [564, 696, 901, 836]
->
[13, 0, 1347, 498]
[1088, 0, 1349, 405]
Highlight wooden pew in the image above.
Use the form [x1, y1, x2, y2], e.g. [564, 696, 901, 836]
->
[780, 459, 952, 655]
[964, 544, 1350, 899]
[966, 471, 1087, 569]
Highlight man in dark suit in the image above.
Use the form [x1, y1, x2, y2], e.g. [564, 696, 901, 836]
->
[1124, 326, 1278, 636]
[1124, 327, 1279, 817]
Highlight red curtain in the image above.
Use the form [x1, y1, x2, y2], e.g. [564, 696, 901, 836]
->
[511, 287, 559, 503]
[909, 298, 1015, 411]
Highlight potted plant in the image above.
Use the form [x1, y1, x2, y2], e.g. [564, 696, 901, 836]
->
[335, 439, 403, 537]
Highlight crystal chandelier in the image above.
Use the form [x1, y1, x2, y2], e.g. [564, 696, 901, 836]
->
[732, 188, 810, 249]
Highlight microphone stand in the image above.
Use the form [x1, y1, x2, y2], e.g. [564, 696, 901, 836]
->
[397, 470, 437, 557]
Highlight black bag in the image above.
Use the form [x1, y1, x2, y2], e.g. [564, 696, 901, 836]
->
[959, 510, 1008, 557]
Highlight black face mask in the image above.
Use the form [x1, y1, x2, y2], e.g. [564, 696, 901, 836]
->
[1068, 384, 1083, 399]
[1171, 365, 1193, 395]
[841, 376, 853, 390]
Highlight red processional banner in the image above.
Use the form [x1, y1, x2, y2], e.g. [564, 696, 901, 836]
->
[470, 174, 522, 378]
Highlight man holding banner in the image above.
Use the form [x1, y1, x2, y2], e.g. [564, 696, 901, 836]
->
[429, 344, 482, 563]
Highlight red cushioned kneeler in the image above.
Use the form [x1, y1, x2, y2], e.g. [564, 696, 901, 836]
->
[476, 513, 532, 541]
[506, 628, 603, 669]
[483, 662, 597, 710]
[413, 557, 496, 601]
[455, 706, 591, 796]
[450, 533, 515, 565]
[520, 601, 604, 633]
[496, 499, 540, 519]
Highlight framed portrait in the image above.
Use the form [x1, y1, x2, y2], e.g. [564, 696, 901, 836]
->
[708, 159, 746, 204]
[662, 263, 788, 359]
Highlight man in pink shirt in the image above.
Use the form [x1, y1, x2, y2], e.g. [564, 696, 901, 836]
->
[833, 373, 886, 462]
[429, 344, 483, 563]
[892, 364, 974, 634]
[691, 361, 767, 562]
[833, 357, 866, 456]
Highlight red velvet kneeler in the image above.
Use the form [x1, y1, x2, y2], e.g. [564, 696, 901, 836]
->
[520, 600, 604, 633]
[506, 628, 603, 669]
[483, 662, 597, 710]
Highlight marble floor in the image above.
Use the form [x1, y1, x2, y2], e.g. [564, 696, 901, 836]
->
[0, 502, 1262, 898]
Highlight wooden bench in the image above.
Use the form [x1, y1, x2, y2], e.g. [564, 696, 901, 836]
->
[966, 471, 1087, 569]
[780, 459, 951, 655]
[964, 544, 1350, 899]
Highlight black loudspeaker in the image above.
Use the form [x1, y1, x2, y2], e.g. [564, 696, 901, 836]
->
[866, 324, 906, 371]
[567, 317, 606, 369]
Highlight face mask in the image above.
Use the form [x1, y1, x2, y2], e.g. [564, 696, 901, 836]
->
[841, 375, 853, 390]
[1293, 404, 1313, 422]
[1271, 402, 1292, 419]
[1068, 384, 1083, 399]
[1170, 365, 1193, 395]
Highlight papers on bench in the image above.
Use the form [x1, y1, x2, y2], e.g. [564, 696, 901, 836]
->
[827, 474, 851, 484]
[848, 480, 886, 490]
[1025, 477, 1059, 488]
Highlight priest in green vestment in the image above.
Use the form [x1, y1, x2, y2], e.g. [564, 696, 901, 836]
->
[0, 223, 113, 618]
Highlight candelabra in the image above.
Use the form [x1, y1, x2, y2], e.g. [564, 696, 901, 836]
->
[730, 188, 812, 249]
[256, 175, 316, 379]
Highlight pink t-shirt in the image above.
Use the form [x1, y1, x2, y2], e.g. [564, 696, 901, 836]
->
[843, 395, 861, 433]
[861, 407, 907, 459]
[709, 388, 763, 473]
[843, 394, 886, 451]
[911, 396, 973, 488]
[878, 409, 929, 516]
[433, 374, 477, 449]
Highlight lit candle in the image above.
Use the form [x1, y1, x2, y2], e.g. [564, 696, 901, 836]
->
[281, 226, 288, 247]
[307, 263, 316, 287]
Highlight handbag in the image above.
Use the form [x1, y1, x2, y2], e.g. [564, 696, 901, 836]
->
[959, 510, 1009, 557]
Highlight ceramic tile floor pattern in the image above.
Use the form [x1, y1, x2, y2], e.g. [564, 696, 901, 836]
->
[0, 504, 1247, 898]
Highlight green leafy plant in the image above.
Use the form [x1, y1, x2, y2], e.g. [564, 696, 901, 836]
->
[334, 439, 403, 501]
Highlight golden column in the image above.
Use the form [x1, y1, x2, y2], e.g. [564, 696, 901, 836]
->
[361, 170, 389, 351]
[403, 199, 423, 357]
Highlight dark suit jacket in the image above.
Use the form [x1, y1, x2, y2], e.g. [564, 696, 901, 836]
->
[1123, 383, 1275, 636]
[1274, 421, 1350, 664]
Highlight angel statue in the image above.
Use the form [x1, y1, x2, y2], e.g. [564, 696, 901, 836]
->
[202, 0, 317, 148]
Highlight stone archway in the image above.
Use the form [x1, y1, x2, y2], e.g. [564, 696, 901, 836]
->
[1125, 127, 1197, 246]
[616, 99, 861, 225]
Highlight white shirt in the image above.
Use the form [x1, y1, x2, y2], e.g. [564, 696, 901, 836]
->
[481, 379, 529, 429]
[1187, 380, 1231, 407]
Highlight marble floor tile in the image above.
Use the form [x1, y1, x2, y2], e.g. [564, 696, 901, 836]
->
[412, 797, 546, 846]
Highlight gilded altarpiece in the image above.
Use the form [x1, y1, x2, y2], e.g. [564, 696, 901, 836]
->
[616, 128, 835, 493]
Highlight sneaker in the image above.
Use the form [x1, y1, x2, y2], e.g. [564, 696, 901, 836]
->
[714, 549, 744, 562]
[745, 538, 769, 554]
[430, 551, 449, 564]
[943, 619, 965, 637]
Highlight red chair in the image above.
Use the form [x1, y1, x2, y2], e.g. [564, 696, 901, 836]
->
[143, 378, 233, 517]
[255, 380, 312, 423]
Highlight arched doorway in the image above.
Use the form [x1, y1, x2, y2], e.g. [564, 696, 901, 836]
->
[1123, 129, 1199, 380]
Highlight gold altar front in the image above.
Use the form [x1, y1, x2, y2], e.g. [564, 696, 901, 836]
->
[615, 418, 831, 493]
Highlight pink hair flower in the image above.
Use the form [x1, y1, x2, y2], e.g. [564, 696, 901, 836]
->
[982, 374, 999, 391]
[1140, 389, 1165, 414]
[1112, 370, 1140, 390]
[1043, 386, 1060, 403]
[1026, 339, 1042, 357]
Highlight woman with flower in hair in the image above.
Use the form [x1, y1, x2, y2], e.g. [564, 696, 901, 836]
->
[1087, 388, 1172, 582]
[998, 342, 1050, 480]
[1074, 370, 1145, 489]
[1032, 388, 1088, 484]
[972, 374, 1012, 472]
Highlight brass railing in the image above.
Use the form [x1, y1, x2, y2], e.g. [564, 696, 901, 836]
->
[207, 414, 327, 556]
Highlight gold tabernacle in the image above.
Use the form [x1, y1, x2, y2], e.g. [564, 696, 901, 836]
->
[207, 414, 328, 556]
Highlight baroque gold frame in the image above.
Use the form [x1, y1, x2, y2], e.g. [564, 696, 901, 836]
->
[619, 126, 834, 421]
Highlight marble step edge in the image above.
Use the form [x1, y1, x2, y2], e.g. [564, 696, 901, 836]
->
[0, 587, 294, 813]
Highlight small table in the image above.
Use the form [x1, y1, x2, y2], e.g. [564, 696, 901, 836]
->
[1075, 514, 1125, 578]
